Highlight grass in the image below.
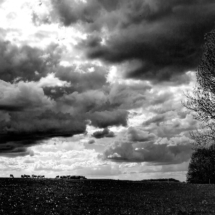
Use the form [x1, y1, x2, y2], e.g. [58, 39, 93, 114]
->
[0, 178, 215, 214]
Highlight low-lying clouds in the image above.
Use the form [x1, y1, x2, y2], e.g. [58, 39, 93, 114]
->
[103, 140, 192, 164]
[102, 94, 197, 165]
[102, 127, 193, 164]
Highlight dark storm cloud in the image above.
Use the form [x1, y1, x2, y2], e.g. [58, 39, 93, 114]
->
[0, 41, 61, 82]
[0, 110, 86, 148]
[92, 128, 115, 139]
[0, 104, 25, 112]
[2, 110, 86, 138]
[0, 142, 34, 158]
[0, 79, 87, 154]
[0, 80, 135, 155]
[52, 0, 215, 83]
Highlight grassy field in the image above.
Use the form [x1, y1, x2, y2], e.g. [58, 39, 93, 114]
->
[0, 178, 215, 215]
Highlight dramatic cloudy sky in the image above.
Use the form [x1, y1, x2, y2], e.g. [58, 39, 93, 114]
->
[0, 0, 215, 181]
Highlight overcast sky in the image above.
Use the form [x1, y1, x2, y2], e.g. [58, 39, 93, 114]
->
[0, 0, 215, 181]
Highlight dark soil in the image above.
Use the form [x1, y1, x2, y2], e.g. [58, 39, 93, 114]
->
[0, 178, 215, 215]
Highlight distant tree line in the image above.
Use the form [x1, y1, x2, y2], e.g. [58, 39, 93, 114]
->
[141, 178, 180, 183]
[10, 175, 87, 180]
[55, 175, 87, 180]
[21, 175, 45, 178]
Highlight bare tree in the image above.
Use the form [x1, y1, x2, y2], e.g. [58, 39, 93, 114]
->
[184, 29, 215, 149]
[197, 29, 215, 92]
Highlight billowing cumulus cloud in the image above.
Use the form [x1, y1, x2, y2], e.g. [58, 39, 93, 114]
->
[0, 41, 61, 82]
[43, 65, 108, 99]
[0, 80, 54, 112]
[142, 111, 198, 138]
[102, 127, 193, 164]
[102, 96, 197, 164]
[127, 127, 156, 142]
[51, 0, 215, 83]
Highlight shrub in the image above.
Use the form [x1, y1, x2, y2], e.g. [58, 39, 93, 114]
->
[187, 145, 215, 183]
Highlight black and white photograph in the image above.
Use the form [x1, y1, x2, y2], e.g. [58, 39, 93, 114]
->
[1, 0, 215, 214]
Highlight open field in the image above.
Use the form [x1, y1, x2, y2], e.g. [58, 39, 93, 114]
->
[1, 179, 215, 215]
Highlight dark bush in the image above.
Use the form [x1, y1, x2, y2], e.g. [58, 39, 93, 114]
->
[187, 145, 215, 184]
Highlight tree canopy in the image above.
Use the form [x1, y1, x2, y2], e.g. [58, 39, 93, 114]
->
[187, 145, 215, 184]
